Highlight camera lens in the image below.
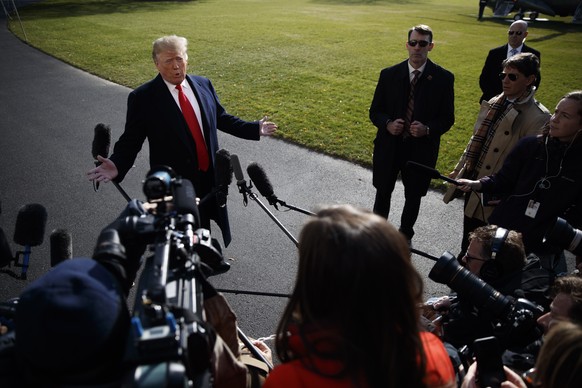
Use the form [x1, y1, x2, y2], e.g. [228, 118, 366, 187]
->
[428, 252, 513, 318]
[544, 217, 582, 256]
[143, 168, 174, 200]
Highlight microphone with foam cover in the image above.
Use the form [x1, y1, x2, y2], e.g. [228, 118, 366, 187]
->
[246, 162, 278, 207]
[50, 229, 72, 267]
[215, 149, 233, 207]
[92, 123, 111, 161]
[13, 203, 47, 279]
[91, 123, 111, 191]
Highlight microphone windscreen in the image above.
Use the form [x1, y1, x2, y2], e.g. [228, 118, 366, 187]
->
[50, 229, 72, 267]
[0, 226, 13, 267]
[230, 154, 245, 182]
[14, 203, 47, 247]
[173, 179, 201, 226]
[247, 162, 275, 198]
[92, 123, 111, 159]
[215, 149, 233, 187]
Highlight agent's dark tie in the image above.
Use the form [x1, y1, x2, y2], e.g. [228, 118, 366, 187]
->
[405, 70, 421, 135]
[176, 84, 209, 171]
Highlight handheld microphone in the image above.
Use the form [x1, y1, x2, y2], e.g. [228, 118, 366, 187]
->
[214, 149, 233, 208]
[246, 162, 279, 208]
[50, 229, 72, 267]
[230, 154, 248, 203]
[92, 123, 111, 191]
[92, 123, 111, 161]
[406, 161, 462, 186]
[13, 203, 48, 279]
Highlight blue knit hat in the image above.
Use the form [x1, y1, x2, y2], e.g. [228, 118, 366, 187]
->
[15, 258, 129, 382]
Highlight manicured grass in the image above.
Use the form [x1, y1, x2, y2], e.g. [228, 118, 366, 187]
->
[9, 0, 582, 188]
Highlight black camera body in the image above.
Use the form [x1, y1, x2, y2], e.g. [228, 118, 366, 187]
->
[429, 252, 544, 349]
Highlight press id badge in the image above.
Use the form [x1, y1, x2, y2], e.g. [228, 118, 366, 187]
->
[525, 200, 540, 218]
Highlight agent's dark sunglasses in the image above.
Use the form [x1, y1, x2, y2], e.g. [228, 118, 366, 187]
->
[408, 40, 430, 47]
[508, 30, 523, 36]
[499, 72, 519, 81]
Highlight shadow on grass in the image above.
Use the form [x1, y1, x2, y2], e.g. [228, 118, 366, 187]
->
[456, 13, 577, 41]
[17, 0, 202, 20]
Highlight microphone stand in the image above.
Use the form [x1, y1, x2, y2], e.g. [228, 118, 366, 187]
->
[274, 199, 315, 216]
[236, 180, 299, 247]
[411, 247, 439, 262]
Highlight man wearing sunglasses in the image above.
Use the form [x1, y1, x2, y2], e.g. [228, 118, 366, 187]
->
[479, 20, 541, 103]
[445, 53, 549, 260]
[370, 24, 455, 247]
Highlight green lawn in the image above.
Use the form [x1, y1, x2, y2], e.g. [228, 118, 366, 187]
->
[8, 0, 582, 187]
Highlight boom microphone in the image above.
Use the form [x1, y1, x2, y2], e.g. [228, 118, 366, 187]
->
[13, 203, 47, 279]
[215, 149, 233, 208]
[406, 161, 461, 186]
[91, 123, 111, 191]
[247, 162, 278, 207]
[92, 123, 111, 161]
[50, 229, 72, 267]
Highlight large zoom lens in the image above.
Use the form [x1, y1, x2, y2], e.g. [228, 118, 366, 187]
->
[428, 252, 513, 318]
[544, 217, 582, 256]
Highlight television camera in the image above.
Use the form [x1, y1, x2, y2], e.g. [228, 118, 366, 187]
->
[100, 166, 246, 386]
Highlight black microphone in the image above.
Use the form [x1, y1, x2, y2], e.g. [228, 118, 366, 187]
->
[92, 123, 111, 161]
[247, 162, 279, 207]
[13, 203, 47, 279]
[50, 229, 72, 267]
[215, 149, 233, 208]
[406, 161, 461, 186]
[92, 123, 111, 190]
[230, 154, 248, 203]
[173, 178, 200, 225]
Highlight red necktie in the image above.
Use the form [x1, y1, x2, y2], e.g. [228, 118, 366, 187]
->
[176, 84, 209, 171]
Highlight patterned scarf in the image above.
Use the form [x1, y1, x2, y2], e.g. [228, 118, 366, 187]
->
[463, 94, 512, 178]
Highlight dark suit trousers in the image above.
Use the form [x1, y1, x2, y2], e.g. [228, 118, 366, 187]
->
[372, 162, 422, 240]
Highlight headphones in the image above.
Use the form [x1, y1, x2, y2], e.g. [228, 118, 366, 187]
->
[480, 227, 509, 282]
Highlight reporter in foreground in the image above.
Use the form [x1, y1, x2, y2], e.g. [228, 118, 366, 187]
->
[263, 205, 456, 388]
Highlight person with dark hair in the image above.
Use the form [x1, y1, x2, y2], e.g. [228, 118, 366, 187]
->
[537, 275, 582, 333]
[87, 35, 277, 247]
[458, 91, 582, 274]
[263, 205, 456, 388]
[370, 24, 455, 246]
[445, 52, 549, 258]
[478, 20, 541, 103]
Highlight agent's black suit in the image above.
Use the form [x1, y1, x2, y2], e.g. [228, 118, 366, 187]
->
[479, 44, 541, 103]
[110, 74, 261, 246]
[370, 59, 454, 239]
